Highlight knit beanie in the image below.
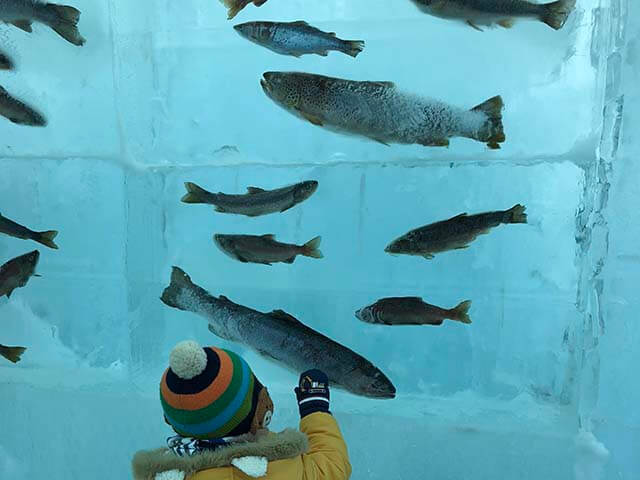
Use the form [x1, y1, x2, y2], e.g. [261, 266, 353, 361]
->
[160, 341, 263, 440]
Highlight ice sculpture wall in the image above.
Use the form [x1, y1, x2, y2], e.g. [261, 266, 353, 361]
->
[0, 0, 637, 479]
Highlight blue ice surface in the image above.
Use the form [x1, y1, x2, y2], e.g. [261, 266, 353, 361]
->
[0, 0, 637, 479]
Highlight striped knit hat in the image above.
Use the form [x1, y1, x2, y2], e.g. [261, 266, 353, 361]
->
[160, 341, 263, 439]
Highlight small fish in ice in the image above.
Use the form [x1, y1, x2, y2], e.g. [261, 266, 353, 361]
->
[219, 0, 269, 20]
[385, 204, 527, 259]
[181, 180, 318, 217]
[0, 0, 85, 46]
[0, 344, 26, 363]
[234, 21, 365, 58]
[0, 86, 47, 127]
[356, 297, 472, 326]
[214, 234, 323, 265]
[161, 267, 396, 399]
[261, 72, 505, 149]
[0, 50, 14, 70]
[0, 250, 40, 298]
[0, 212, 58, 249]
[410, 0, 576, 31]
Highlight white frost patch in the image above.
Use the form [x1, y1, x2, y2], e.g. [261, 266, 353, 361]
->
[574, 430, 610, 480]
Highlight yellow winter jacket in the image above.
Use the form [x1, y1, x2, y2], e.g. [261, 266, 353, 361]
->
[132, 412, 352, 480]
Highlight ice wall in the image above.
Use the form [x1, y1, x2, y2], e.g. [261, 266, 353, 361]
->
[1, 0, 634, 479]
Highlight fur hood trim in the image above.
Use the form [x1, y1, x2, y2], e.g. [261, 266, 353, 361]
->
[132, 429, 308, 480]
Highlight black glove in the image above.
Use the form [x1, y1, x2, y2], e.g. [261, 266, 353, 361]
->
[294, 369, 330, 418]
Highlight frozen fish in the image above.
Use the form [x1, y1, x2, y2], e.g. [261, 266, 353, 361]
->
[234, 21, 365, 58]
[0, 250, 40, 298]
[0, 50, 14, 70]
[161, 267, 396, 399]
[356, 297, 472, 326]
[220, 0, 269, 20]
[181, 180, 318, 217]
[0, 0, 85, 46]
[261, 72, 505, 149]
[0, 212, 58, 249]
[0, 86, 47, 127]
[410, 0, 576, 31]
[214, 234, 323, 265]
[385, 204, 527, 259]
[0, 344, 26, 363]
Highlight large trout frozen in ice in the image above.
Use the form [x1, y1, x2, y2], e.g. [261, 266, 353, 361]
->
[161, 267, 397, 399]
[260, 71, 505, 149]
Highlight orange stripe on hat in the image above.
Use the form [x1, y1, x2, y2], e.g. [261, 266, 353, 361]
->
[161, 347, 233, 411]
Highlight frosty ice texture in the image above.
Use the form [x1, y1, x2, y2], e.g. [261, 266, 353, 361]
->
[0, 0, 636, 479]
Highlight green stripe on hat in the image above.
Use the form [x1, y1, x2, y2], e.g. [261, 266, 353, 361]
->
[209, 374, 255, 438]
[160, 349, 244, 426]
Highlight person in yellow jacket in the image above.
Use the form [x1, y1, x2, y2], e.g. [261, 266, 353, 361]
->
[132, 340, 352, 480]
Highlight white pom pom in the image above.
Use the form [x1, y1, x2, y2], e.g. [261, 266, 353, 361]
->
[170, 341, 207, 380]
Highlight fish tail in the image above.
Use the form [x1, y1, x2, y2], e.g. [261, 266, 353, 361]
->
[41, 3, 85, 46]
[0, 345, 27, 364]
[342, 40, 365, 58]
[181, 182, 211, 204]
[37, 230, 58, 249]
[471, 95, 505, 150]
[540, 0, 576, 30]
[505, 204, 528, 224]
[451, 300, 472, 324]
[161, 267, 195, 308]
[221, 0, 245, 19]
[301, 236, 323, 259]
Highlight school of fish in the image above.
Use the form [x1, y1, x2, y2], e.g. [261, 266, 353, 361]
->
[1, 0, 578, 409]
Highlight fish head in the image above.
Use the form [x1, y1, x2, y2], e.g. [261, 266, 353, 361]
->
[233, 22, 269, 43]
[21, 250, 40, 271]
[213, 234, 234, 252]
[260, 72, 302, 110]
[293, 180, 318, 202]
[352, 366, 397, 399]
[9, 107, 47, 127]
[355, 305, 375, 323]
[384, 237, 411, 254]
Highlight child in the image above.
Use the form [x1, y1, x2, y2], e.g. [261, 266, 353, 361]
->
[132, 340, 352, 480]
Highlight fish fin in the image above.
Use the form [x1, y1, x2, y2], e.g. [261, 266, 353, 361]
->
[471, 95, 505, 149]
[454, 245, 470, 250]
[497, 18, 515, 28]
[261, 234, 276, 240]
[208, 324, 217, 335]
[246, 186, 266, 194]
[342, 40, 365, 58]
[301, 236, 323, 259]
[269, 309, 301, 323]
[367, 81, 395, 88]
[182, 182, 211, 204]
[225, 3, 243, 20]
[423, 254, 435, 260]
[419, 138, 450, 147]
[6, 289, 14, 298]
[33, 274, 42, 278]
[283, 257, 296, 264]
[160, 266, 195, 308]
[317, 51, 329, 57]
[505, 204, 528, 224]
[466, 20, 484, 31]
[280, 204, 294, 213]
[214, 206, 228, 213]
[370, 137, 390, 146]
[41, 4, 85, 46]
[451, 213, 468, 219]
[289, 20, 310, 26]
[219, 295, 231, 302]
[0, 346, 26, 363]
[300, 111, 323, 126]
[36, 230, 58, 250]
[11, 20, 33, 33]
[541, 0, 576, 30]
[451, 300, 472, 324]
